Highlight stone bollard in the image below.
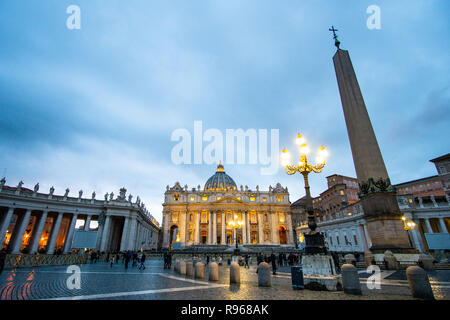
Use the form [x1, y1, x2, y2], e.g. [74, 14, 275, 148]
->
[383, 250, 399, 270]
[179, 260, 186, 275]
[364, 251, 375, 267]
[418, 254, 435, 271]
[186, 261, 194, 277]
[257, 262, 271, 287]
[341, 264, 362, 295]
[209, 262, 219, 281]
[195, 262, 205, 279]
[344, 254, 356, 266]
[406, 266, 434, 300]
[230, 262, 240, 284]
[173, 259, 178, 273]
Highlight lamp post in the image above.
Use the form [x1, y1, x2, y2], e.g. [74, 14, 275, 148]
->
[281, 134, 328, 254]
[228, 215, 243, 256]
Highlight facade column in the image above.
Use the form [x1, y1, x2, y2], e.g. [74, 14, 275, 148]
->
[184, 211, 188, 245]
[439, 218, 448, 233]
[221, 211, 225, 245]
[418, 197, 424, 208]
[363, 223, 372, 248]
[359, 224, 369, 251]
[135, 222, 141, 250]
[242, 211, 247, 245]
[30, 211, 49, 253]
[258, 212, 264, 244]
[127, 217, 137, 250]
[409, 227, 424, 253]
[245, 211, 250, 244]
[233, 227, 236, 245]
[63, 213, 78, 253]
[84, 215, 92, 231]
[47, 212, 63, 254]
[100, 215, 112, 252]
[0, 207, 15, 247]
[195, 212, 200, 244]
[212, 211, 217, 244]
[208, 211, 213, 244]
[286, 212, 294, 245]
[425, 218, 433, 233]
[11, 209, 32, 254]
[271, 212, 279, 244]
[120, 217, 130, 252]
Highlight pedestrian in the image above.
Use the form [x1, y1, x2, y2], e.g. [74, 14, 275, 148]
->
[163, 252, 168, 269]
[139, 253, 146, 270]
[132, 252, 137, 267]
[206, 255, 210, 265]
[110, 254, 115, 268]
[116, 253, 120, 264]
[168, 252, 172, 268]
[0, 248, 7, 275]
[270, 252, 277, 275]
[244, 254, 249, 269]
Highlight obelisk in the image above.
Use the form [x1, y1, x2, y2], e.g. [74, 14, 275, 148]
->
[330, 27, 414, 253]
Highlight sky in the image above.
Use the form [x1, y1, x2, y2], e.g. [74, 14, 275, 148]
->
[0, 0, 449, 224]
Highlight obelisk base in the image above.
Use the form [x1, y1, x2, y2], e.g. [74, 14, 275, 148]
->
[361, 192, 418, 254]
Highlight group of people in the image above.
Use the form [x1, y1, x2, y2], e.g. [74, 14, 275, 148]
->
[106, 250, 147, 270]
[255, 252, 301, 275]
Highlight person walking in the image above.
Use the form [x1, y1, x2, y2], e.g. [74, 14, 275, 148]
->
[206, 255, 210, 265]
[244, 254, 250, 269]
[270, 252, 277, 275]
[110, 254, 115, 268]
[124, 251, 131, 269]
[138, 253, 146, 270]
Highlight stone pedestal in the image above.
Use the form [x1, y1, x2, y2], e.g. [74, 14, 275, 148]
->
[406, 266, 434, 300]
[418, 254, 435, 271]
[302, 254, 341, 291]
[341, 264, 362, 295]
[179, 260, 186, 275]
[208, 262, 219, 281]
[257, 262, 271, 287]
[195, 262, 205, 279]
[383, 250, 399, 270]
[186, 261, 194, 277]
[364, 251, 375, 267]
[230, 262, 240, 284]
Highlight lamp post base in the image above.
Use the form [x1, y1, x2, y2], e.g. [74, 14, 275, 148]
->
[304, 233, 327, 255]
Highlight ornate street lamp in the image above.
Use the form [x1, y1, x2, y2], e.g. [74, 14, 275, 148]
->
[281, 134, 329, 254]
[228, 215, 243, 255]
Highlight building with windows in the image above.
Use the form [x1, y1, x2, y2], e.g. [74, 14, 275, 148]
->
[294, 154, 450, 254]
[161, 163, 294, 250]
[0, 179, 159, 254]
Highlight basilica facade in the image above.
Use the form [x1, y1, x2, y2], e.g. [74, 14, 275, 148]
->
[161, 164, 295, 250]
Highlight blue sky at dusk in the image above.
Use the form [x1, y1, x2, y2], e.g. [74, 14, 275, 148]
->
[1, 0, 449, 223]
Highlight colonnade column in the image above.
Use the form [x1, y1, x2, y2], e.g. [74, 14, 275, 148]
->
[221, 212, 225, 245]
[128, 217, 137, 251]
[209, 211, 213, 244]
[84, 215, 92, 231]
[359, 224, 369, 251]
[425, 218, 433, 233]
[100, 215, 111, 252]
[63, 213, 78, 253]
[120, 217, 130, 252]
[184, 212, 188, 245]
[11, 209, 32, 254]
[0, 207, 15, 247]
[363, 223, 372, 248]
[47, 212, 63, 254]
[439, 218, 448, 233]
[286, 212, 294, 244]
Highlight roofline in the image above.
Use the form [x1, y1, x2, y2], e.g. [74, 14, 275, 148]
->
[430, 153, 450, 163]
[394, 175, 440, 187]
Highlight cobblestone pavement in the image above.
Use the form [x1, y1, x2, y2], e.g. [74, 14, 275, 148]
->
[0, 259, 448, 300]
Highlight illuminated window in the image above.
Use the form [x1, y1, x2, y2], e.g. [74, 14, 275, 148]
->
[340, 190, 344, 196]
[190, 196, 195, 201]
[201, 211, 208, 223]
[262, 197, 267, 202]
[279, 212, 285, 223]
[202, 196, 208, 201]
[217, 214, 222, 223]
[347, 212, 352, 216]
[237, 197, 241, 200]
[250, 195, 256, 202]
[217, 196, 221, 201]
[171, 213, 178, 223]
[173, 194, 179, 201]
[277, 195, 283, 202]
[408, 198, 413, 203]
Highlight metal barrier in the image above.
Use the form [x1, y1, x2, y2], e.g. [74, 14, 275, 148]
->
[4, 254, 89, 269]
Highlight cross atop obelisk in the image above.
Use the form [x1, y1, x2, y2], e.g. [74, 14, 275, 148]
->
[329, 26, 340, 49]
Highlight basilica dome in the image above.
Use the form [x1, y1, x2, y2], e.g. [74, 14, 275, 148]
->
[204, 163, 237, 192]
